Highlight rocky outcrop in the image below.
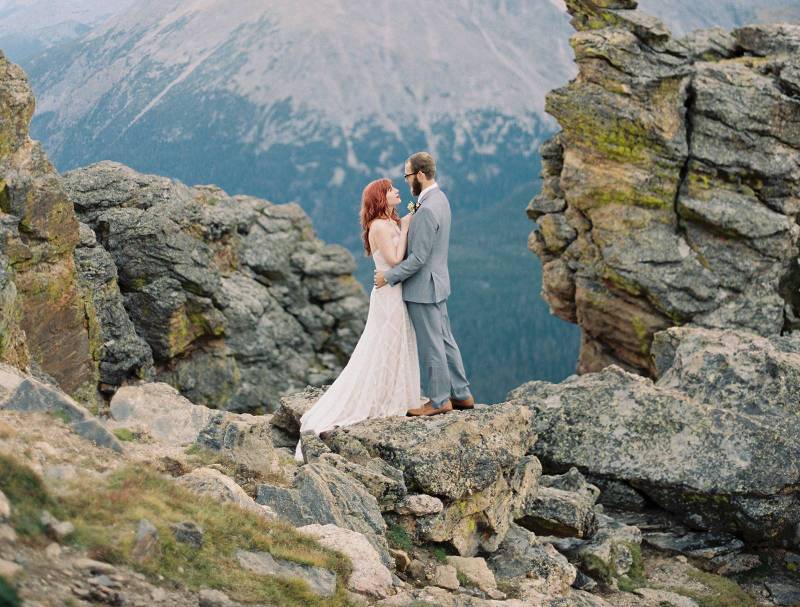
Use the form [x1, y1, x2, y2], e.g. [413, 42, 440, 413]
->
[0, 51, 99, 402]
[528, 0, 800, 375]
[1, 53, 367, 411]
[319, 402, 539, 556]
[62, 161, 367, 411]
[73, 222, 153, 391]
[509, 325, 800, 547]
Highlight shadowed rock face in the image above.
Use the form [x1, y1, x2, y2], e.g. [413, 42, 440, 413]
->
[62, 161, 368, 412]
[0, 51, 98, 401]
[529, 0, 800, 376]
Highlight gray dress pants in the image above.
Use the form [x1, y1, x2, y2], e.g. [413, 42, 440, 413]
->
[406, 300, 471, 408]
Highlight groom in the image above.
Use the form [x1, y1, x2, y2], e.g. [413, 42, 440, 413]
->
[374, 152, 474, 416]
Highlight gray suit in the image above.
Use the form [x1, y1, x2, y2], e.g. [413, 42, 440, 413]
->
[384, 186, 471, 408]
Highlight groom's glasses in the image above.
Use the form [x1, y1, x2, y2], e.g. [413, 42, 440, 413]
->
[404, 171, 418, 179]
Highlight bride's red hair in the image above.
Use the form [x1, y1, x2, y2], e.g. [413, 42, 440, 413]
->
[360, 178, 399, 256]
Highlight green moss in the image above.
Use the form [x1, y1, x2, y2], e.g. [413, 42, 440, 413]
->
[71, 380, 101, 415]
[432, 546, 449, 564]
[671, 570, 758, 607]
[582, 542, 645, 589]
[0, 180, 9, 214]
[49, 409, 72, 425]
[0, 576, 21, 607]
[496, 579, 522, 599]
[112, 428, 137, 442]
[0, 454, 60, 538]
[602, 266, 644, 297]
[631, 316, 651, 355]
[386, 524, 413, 553]
[62, 465, 353, 606]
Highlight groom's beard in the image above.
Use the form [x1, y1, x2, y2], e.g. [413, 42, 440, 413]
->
[411, 176, 422, 196]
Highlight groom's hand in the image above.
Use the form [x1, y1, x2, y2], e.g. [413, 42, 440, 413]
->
[374, 270, 387, 288]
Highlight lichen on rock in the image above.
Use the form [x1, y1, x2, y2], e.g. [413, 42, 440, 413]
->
[529, 0, 800, 375]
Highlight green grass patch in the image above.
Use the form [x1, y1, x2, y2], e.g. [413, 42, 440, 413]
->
[62, 465, 353, 606]
[670, 570, 757, 607]
[0, 453, 60, 538]
[386, 524, 413, 552]
[49, 409, 72, 425]
[112, 428, 137, 442]
[456, 570, 471, 587]
[431, 546, 448, 564]
[0, 576, 21, 607]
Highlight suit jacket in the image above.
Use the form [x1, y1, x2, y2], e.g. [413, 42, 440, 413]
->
[384, 185, 451, 304]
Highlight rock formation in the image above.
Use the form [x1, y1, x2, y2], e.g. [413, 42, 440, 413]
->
[0, 50, 368, 412]
[0, 51, 99, 403]
[528, 0, 800, 375]
[62, 161, 368, 411]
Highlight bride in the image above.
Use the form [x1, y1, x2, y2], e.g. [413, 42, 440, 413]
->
[294, 178, 421, 461]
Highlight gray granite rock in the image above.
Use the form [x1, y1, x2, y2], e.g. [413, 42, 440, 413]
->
[73, 222, 154, 388]
[510, 339, 800, 546]
[62, 162, 368, 412]
[487, 523, 577, 599]
[255, 461, 390, 565]
[517, 468, 599, 538]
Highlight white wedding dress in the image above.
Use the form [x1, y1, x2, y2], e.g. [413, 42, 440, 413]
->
[294, 223, 421, 461]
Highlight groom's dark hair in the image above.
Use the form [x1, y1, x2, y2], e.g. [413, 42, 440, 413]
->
[408, 152, 436, 179]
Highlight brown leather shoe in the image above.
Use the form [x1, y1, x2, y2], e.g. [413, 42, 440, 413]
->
[451, 395, 475, 410]
[407, 400, 453, 416]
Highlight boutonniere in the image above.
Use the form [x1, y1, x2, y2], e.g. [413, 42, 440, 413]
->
[407, 200, 420, 214]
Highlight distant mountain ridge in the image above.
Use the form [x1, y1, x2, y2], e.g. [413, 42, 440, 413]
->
[0, 0, 133, 62]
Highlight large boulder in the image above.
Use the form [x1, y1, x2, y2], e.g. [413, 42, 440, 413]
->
[298, 523, 394, 599]
[255, 461, 390, 565]
[517, 468, 599, 538]
[109, 382, 217, 446]
[176, 467, 275, 519]
[322, 403, 535, 500]
[316, 401, 539, 555]
[487, 523, 577, 599]
[509, 327, 800, 546]
[62, 161, 368, 412]
[528, 0, 800, 375]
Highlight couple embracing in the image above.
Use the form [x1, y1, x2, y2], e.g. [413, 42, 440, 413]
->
[295, 152, 474, 461]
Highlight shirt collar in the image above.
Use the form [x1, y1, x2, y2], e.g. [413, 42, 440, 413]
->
[418, 182, 439, 203]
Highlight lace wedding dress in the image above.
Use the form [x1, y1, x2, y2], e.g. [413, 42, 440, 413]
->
[294, 223, 421, 461]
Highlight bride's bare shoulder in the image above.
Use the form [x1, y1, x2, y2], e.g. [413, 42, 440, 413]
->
[369, 218, 393, 232]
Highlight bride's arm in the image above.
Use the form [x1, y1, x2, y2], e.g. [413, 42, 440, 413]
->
[371, 220, 408, 267]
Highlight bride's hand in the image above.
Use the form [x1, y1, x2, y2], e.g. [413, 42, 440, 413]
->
[400, 214, 412, 229]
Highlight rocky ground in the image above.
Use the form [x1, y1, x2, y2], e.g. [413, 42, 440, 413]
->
[2, 361, 799, 607]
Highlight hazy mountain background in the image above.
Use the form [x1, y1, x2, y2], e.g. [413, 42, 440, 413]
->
[1, 0, 796, 403]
